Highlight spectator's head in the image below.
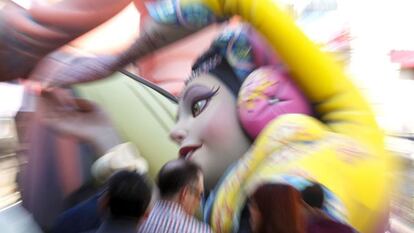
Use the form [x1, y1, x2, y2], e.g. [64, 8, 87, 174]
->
[301, 183, 324, 209]
[106, 170, 152, 220]
[157, 159, 204, 215]
[249, 183, 305, 233]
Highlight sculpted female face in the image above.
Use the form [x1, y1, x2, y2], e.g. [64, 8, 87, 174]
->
[170, 73, 251, 190]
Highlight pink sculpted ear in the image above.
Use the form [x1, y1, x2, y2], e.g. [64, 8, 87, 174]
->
[237, 67, 312, 139]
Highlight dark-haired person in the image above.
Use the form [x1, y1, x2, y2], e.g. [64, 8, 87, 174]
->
[91, 170, 152, 233]
[138, 159, 212, 233]
[301, 183, 356, 233]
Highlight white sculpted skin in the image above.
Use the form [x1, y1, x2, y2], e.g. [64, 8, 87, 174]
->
[170, 73, 251, 190]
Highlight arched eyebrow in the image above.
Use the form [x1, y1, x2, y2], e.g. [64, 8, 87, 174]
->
[182, 84, 208, 101]
[177, 84, 219, 122]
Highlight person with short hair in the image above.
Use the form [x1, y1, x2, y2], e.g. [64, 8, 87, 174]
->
[301, 182, 325, 209]
[93, 170, 152, 233]
[138, 159, 212, 233]
[301, 183, 356, 233]
[50, 142, 149, 233]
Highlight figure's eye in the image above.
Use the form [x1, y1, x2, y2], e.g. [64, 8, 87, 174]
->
[191, 99, 208, 117]
[186, 86, 219, 118]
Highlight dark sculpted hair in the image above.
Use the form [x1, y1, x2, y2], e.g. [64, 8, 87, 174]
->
[251, 183, 305, 233]
[157, 159, 202, 198]
[107, 170, 152, 219]
[189, 46, 242, 96]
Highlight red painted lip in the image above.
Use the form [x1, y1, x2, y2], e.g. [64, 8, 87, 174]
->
[179, 145, 202, 159]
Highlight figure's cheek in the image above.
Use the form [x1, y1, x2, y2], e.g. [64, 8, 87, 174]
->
[200, 105, 237, 141]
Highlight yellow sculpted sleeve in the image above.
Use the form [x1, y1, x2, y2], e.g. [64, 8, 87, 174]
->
[203, 0, 383, 150]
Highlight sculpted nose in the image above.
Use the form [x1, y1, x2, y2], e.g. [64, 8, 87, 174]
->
[169, 127, 187, 144]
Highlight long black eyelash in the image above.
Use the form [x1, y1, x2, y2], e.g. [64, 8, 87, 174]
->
[210, 86, 220, 97]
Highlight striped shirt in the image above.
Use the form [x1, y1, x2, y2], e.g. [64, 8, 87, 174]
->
[138, 200, 212, 233]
